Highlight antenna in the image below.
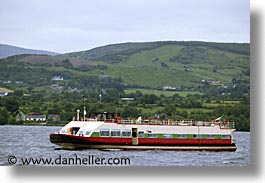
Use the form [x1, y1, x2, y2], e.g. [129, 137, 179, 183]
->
[77, 109, 80, 121]
[83, 96, 87, 121]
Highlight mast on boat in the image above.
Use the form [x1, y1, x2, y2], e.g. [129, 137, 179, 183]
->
[83, 96, 87, 121]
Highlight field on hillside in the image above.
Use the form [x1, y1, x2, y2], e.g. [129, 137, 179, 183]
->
[124, 89, 203, 97]
[0, 87, 13, 92]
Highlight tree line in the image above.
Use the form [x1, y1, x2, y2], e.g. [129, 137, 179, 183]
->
[0, 88, 250, 131]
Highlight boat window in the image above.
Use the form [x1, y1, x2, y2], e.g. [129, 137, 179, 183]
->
[206, 135, 215, 139]
[111, 129, 121, 137]
[163, 134, 173, 138]
[148, 134, 158, 138]
[197, 134, 202, 138]
[122, 129, 131, 137]
[177, 134, 186, 138]
[78, 131, 84, 136]
[100, 129, 110, 137]
[138, 131, 144, 138]
[222, 135, 230, 139]
[85, 131, 91, 136]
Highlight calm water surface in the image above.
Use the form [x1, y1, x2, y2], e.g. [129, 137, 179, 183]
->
[0, 125, 250, 166]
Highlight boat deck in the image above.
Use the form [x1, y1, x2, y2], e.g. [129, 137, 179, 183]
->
[79, 117, 235, 129]
[120, 119, 235, 129]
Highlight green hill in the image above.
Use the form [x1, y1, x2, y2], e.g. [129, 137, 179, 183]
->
[0, 41, 249, 90]
[64, 41, 249, 88]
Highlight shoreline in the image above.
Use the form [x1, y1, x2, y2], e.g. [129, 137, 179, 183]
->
[0, 122, 67, 127]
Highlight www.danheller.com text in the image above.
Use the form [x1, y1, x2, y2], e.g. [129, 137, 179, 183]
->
[7, 154, 131, 166]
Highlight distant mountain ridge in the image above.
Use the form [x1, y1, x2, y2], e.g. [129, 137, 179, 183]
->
[0, 44, 60, 59]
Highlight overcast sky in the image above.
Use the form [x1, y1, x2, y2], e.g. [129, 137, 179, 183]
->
[0, 0, 249, 53]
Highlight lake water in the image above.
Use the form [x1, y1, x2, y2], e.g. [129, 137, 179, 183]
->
[0, 125, 250, 166]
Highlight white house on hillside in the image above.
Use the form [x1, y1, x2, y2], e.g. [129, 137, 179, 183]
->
[26, 112, 46, 122]
[52, 76, 64, 81]
[0, 92, 8, 97]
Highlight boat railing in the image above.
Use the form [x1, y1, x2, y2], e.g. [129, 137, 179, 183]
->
[121, 118, 235, 129]
[74, 116, 235, 129]
[218, 121, 235, 129]
[72, 112, 234, 129]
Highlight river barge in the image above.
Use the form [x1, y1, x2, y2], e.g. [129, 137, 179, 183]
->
[50, 111, 237, 151]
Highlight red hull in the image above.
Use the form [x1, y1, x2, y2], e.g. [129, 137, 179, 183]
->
[50, 133, 236, 151]
[50, 133, 232, 146]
